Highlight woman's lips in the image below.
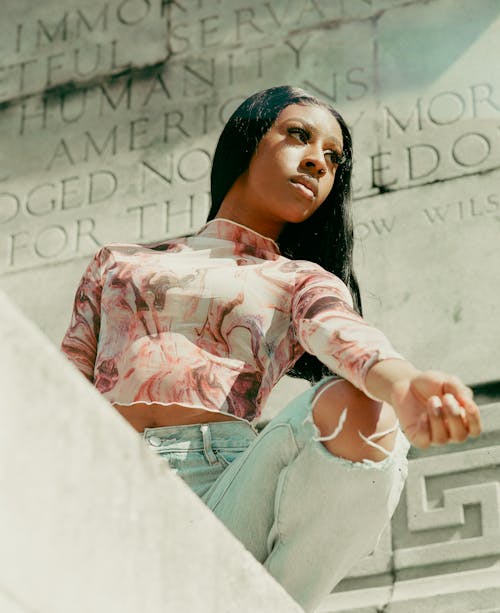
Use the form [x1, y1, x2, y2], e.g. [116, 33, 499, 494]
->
[290, 180, 315, 200]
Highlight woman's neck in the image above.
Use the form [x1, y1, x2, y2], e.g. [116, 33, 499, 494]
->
[215, 186, 285, 241]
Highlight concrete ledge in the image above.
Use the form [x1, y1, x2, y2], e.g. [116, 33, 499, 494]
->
[0, 290, 303, 613]
[318, 566, 500, 613]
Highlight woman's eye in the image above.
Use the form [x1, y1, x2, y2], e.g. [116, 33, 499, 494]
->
[288, 127, 309, 143]
[326, 150, 345, 166]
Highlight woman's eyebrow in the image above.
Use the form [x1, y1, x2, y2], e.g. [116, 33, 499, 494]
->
[284, 117, 343, 152]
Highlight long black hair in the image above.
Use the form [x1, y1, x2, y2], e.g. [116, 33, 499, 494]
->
[207, 85, 362, 384]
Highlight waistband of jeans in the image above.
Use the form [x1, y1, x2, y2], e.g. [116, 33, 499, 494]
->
[143, 420, 257, 446]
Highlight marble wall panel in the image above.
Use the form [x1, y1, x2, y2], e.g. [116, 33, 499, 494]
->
[0, 0, 168, 102]
[352, 169, 499, 384]
[0, 11, 376, 346]
[349, 0, 500, 384]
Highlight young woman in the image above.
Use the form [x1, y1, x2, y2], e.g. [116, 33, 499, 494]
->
[61, 86, 481, 612]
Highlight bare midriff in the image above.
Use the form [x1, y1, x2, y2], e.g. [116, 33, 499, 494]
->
[112, 401, 241, 433]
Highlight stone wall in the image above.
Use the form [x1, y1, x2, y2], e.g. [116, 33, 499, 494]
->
[1, 1, 499, 611]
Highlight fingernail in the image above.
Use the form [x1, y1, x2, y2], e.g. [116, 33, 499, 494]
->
[429, 395, 442, 417]
[443, 393, 462, 416]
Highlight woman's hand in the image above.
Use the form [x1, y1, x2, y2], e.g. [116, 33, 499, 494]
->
[365, 359, 482, 449]
[390, 370, 482, 448]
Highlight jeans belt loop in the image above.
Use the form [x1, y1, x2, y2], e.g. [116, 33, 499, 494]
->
[200, 424, 218, 465]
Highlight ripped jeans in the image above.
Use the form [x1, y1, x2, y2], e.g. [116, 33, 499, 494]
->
[143, 376, 410, 612]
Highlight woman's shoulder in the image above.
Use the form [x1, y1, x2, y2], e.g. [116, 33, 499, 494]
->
[140, 234, 190, 252]
[286, 258, 353, 303]
[91, 235, 189, 260]
[282, 257, 338, 280]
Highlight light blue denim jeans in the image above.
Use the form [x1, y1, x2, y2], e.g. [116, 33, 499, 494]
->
[143, 377, 410, 612]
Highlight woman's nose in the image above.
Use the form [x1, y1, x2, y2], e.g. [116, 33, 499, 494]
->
[300, 150, 327, 176]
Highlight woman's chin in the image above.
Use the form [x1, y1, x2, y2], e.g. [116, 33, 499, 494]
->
[283, 205, 317, 224]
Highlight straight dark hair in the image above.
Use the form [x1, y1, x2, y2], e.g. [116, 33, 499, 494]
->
[207, 85, 362, 384]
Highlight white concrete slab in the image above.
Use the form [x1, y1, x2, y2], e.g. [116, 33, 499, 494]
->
[318, 566, 500, 612]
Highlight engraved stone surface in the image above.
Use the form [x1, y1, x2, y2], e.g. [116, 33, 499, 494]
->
[399, 449, 500, 567]
[0, 0, 168, 102]
[352, 169, 500, 385]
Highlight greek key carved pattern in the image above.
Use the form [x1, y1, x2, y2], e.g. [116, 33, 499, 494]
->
[396, 446, 500, 569]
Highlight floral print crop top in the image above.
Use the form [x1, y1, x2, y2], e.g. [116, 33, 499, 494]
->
[61, 218, 404, 422]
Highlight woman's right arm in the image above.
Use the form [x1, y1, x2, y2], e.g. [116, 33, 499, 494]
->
[60, 250, 104, 382]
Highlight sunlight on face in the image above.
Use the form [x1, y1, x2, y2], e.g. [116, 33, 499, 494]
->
[218, 103, 345, 239]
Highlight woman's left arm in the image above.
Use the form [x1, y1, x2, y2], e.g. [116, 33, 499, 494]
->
[365, 358, 482, 448]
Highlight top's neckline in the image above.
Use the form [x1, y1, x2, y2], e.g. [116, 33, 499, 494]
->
[196, 218, 281, 257]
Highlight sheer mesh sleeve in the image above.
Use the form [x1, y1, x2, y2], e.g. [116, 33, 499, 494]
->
[292, 262, 404, 399]
[60, 249, 105, 381]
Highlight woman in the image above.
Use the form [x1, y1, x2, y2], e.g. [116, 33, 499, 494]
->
[61, 86, 481, 611]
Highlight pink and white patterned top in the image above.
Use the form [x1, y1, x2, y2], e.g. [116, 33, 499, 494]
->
[61, 218, 404, 422]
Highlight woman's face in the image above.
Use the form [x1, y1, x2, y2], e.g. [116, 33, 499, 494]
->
[220, 103, 345, 239]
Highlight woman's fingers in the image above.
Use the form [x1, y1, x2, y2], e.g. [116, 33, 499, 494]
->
[426, 396, 450, 445]
[442, 380, 482, 437]
[441, 393, 469, 442]
[409, 411, 432, 449]
[424, 391, 482, 446]
[400, 372, 482, 449]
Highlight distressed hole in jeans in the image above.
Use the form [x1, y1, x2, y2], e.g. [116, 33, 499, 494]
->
[307, 378, 400, 464]
[306, 377, 346, 442]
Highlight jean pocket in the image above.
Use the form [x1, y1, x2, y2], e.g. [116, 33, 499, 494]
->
[155, 448, 206, 471]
